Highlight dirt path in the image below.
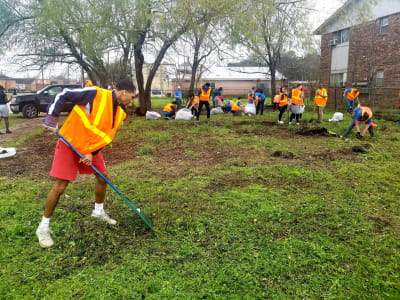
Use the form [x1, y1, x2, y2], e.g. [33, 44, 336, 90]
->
[0, 117, 44, 144]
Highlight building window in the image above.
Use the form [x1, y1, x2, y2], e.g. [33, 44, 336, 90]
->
[380, 17, 389, 34]
[330, 73, 345, 87]
[376, 70, 384, 87]
[335, 29, 350, 44]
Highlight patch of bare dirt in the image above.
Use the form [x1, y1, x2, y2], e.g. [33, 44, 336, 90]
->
[0, 117, 43, 143]
[297, 127, 338, 137]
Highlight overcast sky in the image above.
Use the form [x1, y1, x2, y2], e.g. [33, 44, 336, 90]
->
[0, 0, 343, 79]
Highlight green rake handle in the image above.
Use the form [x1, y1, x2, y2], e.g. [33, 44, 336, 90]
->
[56, 131, 153, 230]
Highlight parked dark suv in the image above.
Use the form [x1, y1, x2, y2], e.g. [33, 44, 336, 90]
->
[9, 84, 82, 118]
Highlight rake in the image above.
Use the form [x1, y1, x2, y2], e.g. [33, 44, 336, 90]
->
[56, 131, 153, 231]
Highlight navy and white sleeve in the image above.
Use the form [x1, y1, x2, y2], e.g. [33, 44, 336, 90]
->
[47, 87, 98, 116]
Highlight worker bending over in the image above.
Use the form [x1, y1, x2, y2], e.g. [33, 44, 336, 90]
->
[341, 106, 377, 139]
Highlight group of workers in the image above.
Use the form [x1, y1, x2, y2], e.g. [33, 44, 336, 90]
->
[5, 76, 383, 249]
[161, 82, 379, 140]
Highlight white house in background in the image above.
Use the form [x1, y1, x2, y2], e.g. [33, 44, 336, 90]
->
[171, 66, 286, 97]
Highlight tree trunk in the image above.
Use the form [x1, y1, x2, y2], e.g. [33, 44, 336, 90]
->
[189, 60, 199, 96]
[189, 41, 201, 96]
[134, 33, 149, 116]
[270, 66, 276, 97]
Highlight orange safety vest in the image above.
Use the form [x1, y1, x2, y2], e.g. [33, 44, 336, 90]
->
[85, 80, 93, 87]
[314, 88, 328, 106]
[346, 89, 359, 101]
[59, 87, 126, 155]
[273, 94, 281, 104]
[199, 87, 211, 101]
[192, 96, 199, 110]
[291, 88, 303, 105]
[163, 103, 176, 113]
[248, 89, 255, 100]
[279, 93, 288, 107]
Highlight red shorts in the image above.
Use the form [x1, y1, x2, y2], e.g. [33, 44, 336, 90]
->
[50, 139, 107, 181]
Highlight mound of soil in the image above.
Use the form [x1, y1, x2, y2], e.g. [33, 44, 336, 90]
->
[373, 112, 399, 122]
[297, 127, 334, 137]
[351, 145, 368, 153]
[272, 151, 295, 159]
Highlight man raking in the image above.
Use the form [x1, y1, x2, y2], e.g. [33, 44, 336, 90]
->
[36, 79, 136, 248]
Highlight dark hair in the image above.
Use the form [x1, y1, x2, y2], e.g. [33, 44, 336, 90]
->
[219, 87, 223, 91]
[205, 82, 210, 87]
[256, 88, 263, 93]
[279, 87, 284, 93]
[296, 84, 302, 88]
[116, 79, 136, 92]
[0, 85, 4, 90]
[172, 101, 178, 105]
[189, 93, 194, 98]
[238, 97, 242, 100]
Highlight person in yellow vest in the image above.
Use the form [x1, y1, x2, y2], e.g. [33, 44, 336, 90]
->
[231, 97, 244, 116]
[277, 86, 289, 124]
[341, 105, 377, 139]
[85, 80, 93, 87]
[343, 87, 359, 114]
[314, 84, 328, 123]
[37, 79, 137, 248]
[186, 93, 199, 116]
[196, 82, 212, 120]
[162, 101, 178, 120]
[289, 84, 304, 125]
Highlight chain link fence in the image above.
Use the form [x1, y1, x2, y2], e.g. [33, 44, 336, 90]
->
[308, 87, 400, 112]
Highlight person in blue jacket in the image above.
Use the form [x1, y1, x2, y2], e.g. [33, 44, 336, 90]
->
[255, 89, 266, 115]
[341, 105, 376, 139]
[174, 86, 182, 109]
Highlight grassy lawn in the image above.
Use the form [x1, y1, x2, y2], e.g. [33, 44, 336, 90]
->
[0, 108, 399, 298]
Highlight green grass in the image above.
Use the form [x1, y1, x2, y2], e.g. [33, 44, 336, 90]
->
[1, 108, 400, 298]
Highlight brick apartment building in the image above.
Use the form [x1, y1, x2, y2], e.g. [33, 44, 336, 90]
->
[315, 0, 400, 111]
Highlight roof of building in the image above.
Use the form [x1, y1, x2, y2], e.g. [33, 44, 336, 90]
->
[202, 66, 285, 81]
[314, 0, 400, 35]
[169, 66, 285, 81]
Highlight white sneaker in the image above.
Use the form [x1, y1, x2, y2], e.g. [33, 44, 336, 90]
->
[296, 123, 300, 125]
[288, 122, 292, 125]
[278, 121, 284, 124]
[91, 209, 117, 225]
[36, 226, 54, 248]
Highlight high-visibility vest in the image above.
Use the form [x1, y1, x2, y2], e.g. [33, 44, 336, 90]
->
[192, 96, 199, 110]
[199, 87, 211, 101]
[273, 94, 281, 104]
[360, 106, 372, 121]
[279, 93, 288, 107]
[291, 88, 303, 105]
[346, 89, 359, 101]
[360, 106, 377, 127]
[163, 103, 176, 113]
[59, 87, 126, 155]
[231, 100, 242, 111]
[85, 80, 93, 87]
[314, 88, 328, 106]
[248, 89, 255, 100]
